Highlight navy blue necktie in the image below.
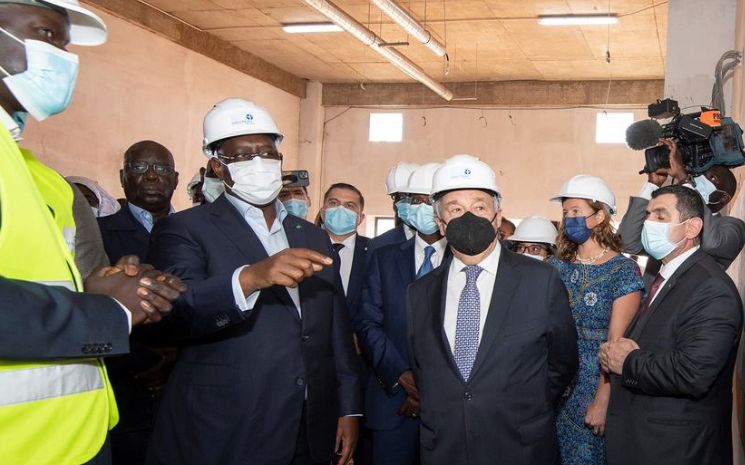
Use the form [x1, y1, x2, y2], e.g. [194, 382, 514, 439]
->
[416, 245, 436, 279]
[453, 265, 483, 381]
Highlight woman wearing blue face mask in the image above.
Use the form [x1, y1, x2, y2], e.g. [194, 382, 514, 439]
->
[548, 175, 644, 465]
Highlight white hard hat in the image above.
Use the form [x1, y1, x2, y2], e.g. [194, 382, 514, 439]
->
[385, 162, 419, 194]
[509, 215, 558, 245]
[550, 174, 616, 214]
[406, 163, 441, 195]
[21, 0, 108, 46]
[431, 154, 500, 198]
[202, 98, 283, 158]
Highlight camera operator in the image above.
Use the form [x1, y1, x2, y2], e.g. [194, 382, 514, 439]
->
[619, 138, 745, 283]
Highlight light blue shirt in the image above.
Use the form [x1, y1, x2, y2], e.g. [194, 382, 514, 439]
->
[226, 193, 301, 315]
[128, 202, 174, 233]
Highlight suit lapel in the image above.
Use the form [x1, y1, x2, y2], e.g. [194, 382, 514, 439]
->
[283, 216, 312, 321]
[209, 196, 298, 319]
[433, 255, 467, 382]
[346, 235, 369, 306]
[469, 249, 520, 381]
[627, 250, 705, 339]
[395, 239, 416, 282]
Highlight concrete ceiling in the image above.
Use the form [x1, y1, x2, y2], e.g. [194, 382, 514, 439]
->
[137, 0, 667, 84]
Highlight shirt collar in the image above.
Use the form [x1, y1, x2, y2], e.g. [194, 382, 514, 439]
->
[451, 241, 501, 276]
[225, 193, 288, 228]
[415, 234, 447, 256]
[0, 107, 21, 141]
[128, 202, 174, 231]
[659, 245, 700, 280]
[333, 233, 357, 248]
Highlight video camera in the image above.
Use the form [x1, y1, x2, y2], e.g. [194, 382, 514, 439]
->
[625, 98, 745, 176]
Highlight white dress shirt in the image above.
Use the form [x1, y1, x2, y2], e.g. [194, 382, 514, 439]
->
[404, 224, 416, 240]
[332, 233, 357, 296]
[650, 245, 700, 305]
[443, 242, 501, 352]
[414, 235, 447, 273]
[227, 194, 301, 315]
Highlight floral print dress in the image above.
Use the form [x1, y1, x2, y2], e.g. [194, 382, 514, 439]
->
[549, 254, 644, 465]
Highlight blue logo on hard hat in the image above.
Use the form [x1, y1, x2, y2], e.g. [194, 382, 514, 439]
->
[464, 168, 471, 176]
[246, 113, 254, 121]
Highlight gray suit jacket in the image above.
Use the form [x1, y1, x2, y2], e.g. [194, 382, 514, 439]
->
[618, 195, 745, 286]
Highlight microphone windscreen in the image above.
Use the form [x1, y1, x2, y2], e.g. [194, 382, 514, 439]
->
[625, 119, 662, 150]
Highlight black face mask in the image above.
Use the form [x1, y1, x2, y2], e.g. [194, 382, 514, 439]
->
[445, 211, 498, 256]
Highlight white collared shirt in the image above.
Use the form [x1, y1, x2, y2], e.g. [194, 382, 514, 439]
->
[332, 233, 357, 295]
[443, 242, 501, 352]
[414, 234, 447, 275]
[226, 194, 301, 315]
[650, 245, 700, 305]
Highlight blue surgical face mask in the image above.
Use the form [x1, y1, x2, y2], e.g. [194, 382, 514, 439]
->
[563, 215, 593, 244]
[408, 203, 438, 235]
[0, 27, 79, 122]
[323, 206, 358, 235]
[395, 199, 411, 224]
[284, 198, 308, 219]
[694, 175, 716, 203]
[641, 220, 687, 260]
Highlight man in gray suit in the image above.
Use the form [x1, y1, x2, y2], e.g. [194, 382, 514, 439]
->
[406, 155, 578, 465]
[619, 138, 745, 284]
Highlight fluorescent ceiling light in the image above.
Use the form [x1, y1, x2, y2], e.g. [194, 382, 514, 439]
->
[282, 22, 343, 33]
[538, 14, 618, 26]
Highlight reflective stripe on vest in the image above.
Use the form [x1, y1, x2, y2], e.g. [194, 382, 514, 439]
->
[0, 126, 118, 465]
[0, 361, 102, 407]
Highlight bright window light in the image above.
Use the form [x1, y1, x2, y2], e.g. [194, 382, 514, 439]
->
[595, 112, 634, 144]
[369, 113, 403, 143]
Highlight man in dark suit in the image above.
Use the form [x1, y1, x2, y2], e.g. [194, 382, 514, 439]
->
[319, 182, 370, 317]
[97, 140, 180, 465]
[601, 185, 743, 465]
[98, 140, 179, 263]
[368, 162, 418, 253]
[619, 139, 745, 286]
[406, 155, 578, 465]
[355, 163, 447, 465]
[145, 98, 361, 465]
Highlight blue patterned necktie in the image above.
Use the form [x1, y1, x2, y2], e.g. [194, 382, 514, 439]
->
[453, 265, 483, 381]
[416, 245, 436, 279]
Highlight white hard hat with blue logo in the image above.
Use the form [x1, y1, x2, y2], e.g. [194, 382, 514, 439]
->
[202, 98, 284, 157]
[431, 154, 500, 199]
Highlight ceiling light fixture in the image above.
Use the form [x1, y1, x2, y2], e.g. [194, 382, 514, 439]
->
[538, 14, 619, 26]
[370, 0, 446, 57]
[301, 0, 452, 100]
[282, 22, 343, 33]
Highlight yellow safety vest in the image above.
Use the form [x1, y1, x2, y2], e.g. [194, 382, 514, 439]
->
[0, 125, 119, 465]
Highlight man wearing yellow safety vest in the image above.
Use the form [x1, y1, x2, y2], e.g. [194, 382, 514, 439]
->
[0, 1, 186, 464]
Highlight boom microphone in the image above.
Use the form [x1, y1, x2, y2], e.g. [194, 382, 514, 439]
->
[625, 119, 662, 150]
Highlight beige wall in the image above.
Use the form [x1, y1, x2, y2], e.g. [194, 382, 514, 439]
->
[315, 106, 649, 234]
[18, 6, 301, 211]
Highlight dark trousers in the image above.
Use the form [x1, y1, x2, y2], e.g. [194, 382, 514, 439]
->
[84, 436, 112, 465]
[370, 418, 420, 465]
[290, 404, 328, 465]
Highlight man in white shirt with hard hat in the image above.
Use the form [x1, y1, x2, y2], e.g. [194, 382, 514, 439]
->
[147, 98, 361, 465]
[368, 162, 418, 253]
[406, 155, 578, 465]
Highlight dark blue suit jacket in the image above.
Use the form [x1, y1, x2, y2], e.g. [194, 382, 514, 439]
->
[353, 238, 416, 430]
[345, 234, 370, 318]
[367, 224, 409, 254]
[145, 195, 361, 465]
[97, 202, 150, 263]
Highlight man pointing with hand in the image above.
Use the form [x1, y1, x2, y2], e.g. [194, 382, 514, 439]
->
[146, 99, 361, 465]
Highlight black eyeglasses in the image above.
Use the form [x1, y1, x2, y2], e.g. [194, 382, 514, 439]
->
[515, 244, 549, 255]
[125, 161, 175, 175]
[217, 151, 283, 163]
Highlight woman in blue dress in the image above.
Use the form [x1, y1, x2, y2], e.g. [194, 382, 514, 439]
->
[549, 175, 644, 465]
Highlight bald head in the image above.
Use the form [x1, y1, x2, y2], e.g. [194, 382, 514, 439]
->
[120, 140, 178, 218]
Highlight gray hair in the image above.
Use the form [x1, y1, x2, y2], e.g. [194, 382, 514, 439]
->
[433, 193, 501, 219]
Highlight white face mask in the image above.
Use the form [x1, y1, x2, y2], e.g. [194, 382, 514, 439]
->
[202, 176, 224, 203]
[221, 158, 282, 205]
[522, 252, 546, 261]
